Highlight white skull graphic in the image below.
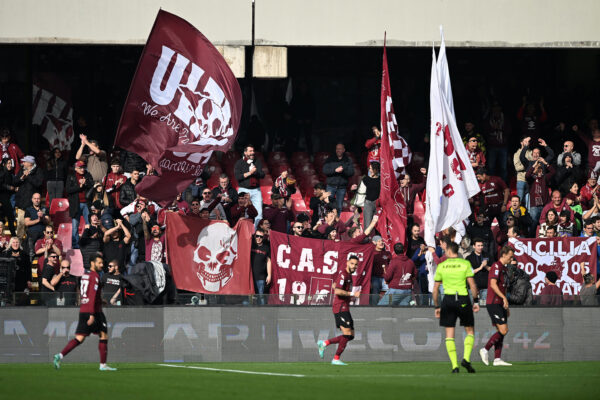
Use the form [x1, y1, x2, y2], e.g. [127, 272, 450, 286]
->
[193, 222, 238, 292]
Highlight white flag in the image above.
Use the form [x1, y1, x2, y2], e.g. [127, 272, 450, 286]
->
[424, 48, 480, 248]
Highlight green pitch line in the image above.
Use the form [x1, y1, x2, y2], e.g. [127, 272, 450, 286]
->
[1, 362, 599, 400]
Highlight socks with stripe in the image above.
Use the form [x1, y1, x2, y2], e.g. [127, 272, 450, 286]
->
[99, 339, 108, 364]
[60, 338, 81, 358]
[326, 336, 343, 346]
[463, 334, 474, 362]
[445, 338, 458, 369]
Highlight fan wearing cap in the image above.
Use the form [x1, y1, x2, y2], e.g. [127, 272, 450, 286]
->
[580, 171, 598, 211]
[263, 192, 295, 234]
[0, 128, 24, 175]
[66, 160, 94, 249]
[143, 217, 165, 263]
[15, 155, 44, 238]
[75, 134, 107, 183]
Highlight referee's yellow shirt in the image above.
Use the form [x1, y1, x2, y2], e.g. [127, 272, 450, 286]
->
[434, 258, 473, 296]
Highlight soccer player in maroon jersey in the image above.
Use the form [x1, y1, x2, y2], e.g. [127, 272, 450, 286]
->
[317, 255, 360, 365]
[480, 245, 514, 367]
[53, 253, 117, 371]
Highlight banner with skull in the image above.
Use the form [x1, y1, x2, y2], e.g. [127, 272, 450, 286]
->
[165, 213, 254, 294]
[508, 236, 597, 296]
[269, 231, 375, 305]
[114, 9, 243, 206]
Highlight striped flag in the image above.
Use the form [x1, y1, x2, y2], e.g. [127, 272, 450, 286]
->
[377, 40, 410, 250]
[31, 74, 74, 150]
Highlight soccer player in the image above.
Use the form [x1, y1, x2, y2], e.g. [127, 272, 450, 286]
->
[433, 242, 480, 373]
[479, 245, 514, 366]
[53, 253, 117, 371]
[317, 255, 360, 365]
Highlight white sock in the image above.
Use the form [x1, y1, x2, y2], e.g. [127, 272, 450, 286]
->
[100, 363, 106, 368]
[59, 353, 64, 359]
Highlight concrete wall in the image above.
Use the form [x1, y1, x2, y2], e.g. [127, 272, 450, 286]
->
[1, 0, 599, 47]
[2, 306, 599, 363]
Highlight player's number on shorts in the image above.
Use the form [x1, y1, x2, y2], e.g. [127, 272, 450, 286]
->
[80, 278, 89, 298]
[277, 278, 307, 304]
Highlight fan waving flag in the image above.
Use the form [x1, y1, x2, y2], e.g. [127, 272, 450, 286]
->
[114, 10, 242, 205]
[377, 40, 410, 250]
[425, 46, 480, 249]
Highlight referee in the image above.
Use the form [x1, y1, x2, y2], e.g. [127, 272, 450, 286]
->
[433, 242, 480, 373]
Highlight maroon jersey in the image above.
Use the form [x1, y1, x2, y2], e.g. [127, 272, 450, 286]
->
[372, 249, 392, 277]
[79, 270, 102, 313]
[332, 268, 353, 313]
[384, 255, 417, 290]
[479, 176, 507, 207]
[486, 261, 507, 305]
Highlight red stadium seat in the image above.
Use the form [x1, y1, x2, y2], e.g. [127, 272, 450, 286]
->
[56, 222, 72, 250]
[50, 198, 70, 228]
[206, 174, 220, 189]
[261, 185, 273, 205]
[291, 192, 310, 215]
[412, 195, 426, 228]
[66, 249, 84, 277]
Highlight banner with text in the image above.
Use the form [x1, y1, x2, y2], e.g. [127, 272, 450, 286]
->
[508, 237, 597, 296]
[269, 231, 375, 305]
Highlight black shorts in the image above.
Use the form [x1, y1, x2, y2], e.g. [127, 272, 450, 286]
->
[334, 311, 354, 330]
[75, 312, 107, 336]
[486, 304, 508, 326]
[439, 295, 474, 327]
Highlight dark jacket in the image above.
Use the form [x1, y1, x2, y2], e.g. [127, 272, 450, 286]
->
[2, 247, 31, 292]
[0, 167, 17, 198]
[65, 171, 94, 218]
[322, 154, 354, 188]
[119, 179, 138, 208]
[212, 184, 239, 213]
[234, 158, 265, 189]
[15, 166, 44, 210]
[45, 157, 68, 182]
[79, 226, 103, 268]
[120, 150, 147, 174]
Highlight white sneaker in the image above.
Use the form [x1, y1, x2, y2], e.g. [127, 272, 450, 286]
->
[479, 348, 489, 366]
[493, 358, 512, 366]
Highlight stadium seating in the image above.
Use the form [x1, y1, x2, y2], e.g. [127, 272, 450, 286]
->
[49, 198, 70, 229]
[56, 223, 73, 250]
[65, 249, 84, 277]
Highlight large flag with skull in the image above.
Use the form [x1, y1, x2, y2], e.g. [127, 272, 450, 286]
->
[165, 213, 254, 294]
[114, 10, 242, 206]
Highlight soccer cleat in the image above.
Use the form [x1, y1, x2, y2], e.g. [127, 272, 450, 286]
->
[317, 340, 326, 359]
[53, 354, 61, 370]
[451, 368, 459, 373]
[99, 365, 117, 371]
[493, 358, 512, 366]
[331, 359, 347, 366]
[479, 348, 489, 366]
[461, 359, 476, 373]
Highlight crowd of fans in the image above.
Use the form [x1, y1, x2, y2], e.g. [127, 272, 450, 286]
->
[1, 96, 600, 307]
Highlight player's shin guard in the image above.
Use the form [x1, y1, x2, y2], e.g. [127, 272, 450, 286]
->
[494, 334, 505, 359]
[445, 338, 458, 369]
[99, 340, 108, 364]
[333, 336, 351, 359]
[60, 338, 82, 357]
[463, 334, 474, 362]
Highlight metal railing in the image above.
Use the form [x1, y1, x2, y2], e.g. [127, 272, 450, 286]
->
[4, 292, 598, 307]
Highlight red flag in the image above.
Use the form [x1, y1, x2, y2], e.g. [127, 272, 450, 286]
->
[377, 41, 408, 250]
[114, 10, 242, 205]
[165, 213, 254, 294]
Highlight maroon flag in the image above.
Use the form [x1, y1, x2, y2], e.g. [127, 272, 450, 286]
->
[165, 213, 254, 294]
[269, 231, 375, 305]
[32, 73, 75, 150]
[377, 41, 408, 250]
[115, 10, 242, 205]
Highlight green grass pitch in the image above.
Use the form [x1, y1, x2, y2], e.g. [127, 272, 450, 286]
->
[2, 361, 599, 399]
